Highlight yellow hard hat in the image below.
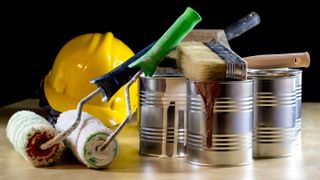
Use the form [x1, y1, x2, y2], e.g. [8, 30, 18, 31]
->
[44, 32, 139, 127]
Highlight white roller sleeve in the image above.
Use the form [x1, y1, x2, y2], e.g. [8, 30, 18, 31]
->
[6, 110, 64, 167]
[55, 110, 118, 169]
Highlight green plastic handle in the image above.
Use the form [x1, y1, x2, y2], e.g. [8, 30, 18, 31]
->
[128, 7, 202, 77]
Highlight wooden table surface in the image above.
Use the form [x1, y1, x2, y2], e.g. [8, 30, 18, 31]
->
[1, 99, 320, 180]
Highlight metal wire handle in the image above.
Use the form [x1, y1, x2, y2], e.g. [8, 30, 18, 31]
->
[40, 70, 142, 151]
[40, 88, 102, 150]
[97, 70, 142, 152]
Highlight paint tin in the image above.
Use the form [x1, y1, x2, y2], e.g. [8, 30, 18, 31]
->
[139, 67, 187, 158]
[289, 69, 302, 145]
[187, 80, 253, 166]
[248, 70, 296, 158]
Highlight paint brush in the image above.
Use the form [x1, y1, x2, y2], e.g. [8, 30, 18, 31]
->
[177, 41, 247, 80]
[162, 11, 260, 67]
[176, 41, 310, 81]
[183, 11, 261, 45]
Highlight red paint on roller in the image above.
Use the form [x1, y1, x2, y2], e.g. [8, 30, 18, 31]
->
[26, 131, 60, 162]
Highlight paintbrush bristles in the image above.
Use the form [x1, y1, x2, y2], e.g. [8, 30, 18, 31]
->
[177, 42, 226, 80]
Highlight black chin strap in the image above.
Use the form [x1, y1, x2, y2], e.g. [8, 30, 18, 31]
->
[38, 78, 61, 126]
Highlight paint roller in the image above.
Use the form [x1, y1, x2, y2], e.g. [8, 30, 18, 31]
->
[5, 7, 201, 168]
[55, 110, 119, 168]
[53, 7, 202, 169]
[54, 72, 140, 168]
[6, 111, 64, 167]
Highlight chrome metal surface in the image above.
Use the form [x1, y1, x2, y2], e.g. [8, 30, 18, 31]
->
[289, 69, 302, 144]
[187, 80, 253, 166]
[139, 68, 187, 158]
[249, 70, 296, 158]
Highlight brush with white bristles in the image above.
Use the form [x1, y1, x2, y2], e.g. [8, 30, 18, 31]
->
[177, 41, 247, 81]
[176, 41, 310, 81]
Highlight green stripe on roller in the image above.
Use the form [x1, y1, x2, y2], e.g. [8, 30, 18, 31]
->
[83, 132, 118, 169]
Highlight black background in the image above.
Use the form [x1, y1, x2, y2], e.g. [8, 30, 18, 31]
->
[1, 0, 319, 107]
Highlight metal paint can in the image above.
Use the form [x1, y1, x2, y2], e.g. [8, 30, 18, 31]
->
[187, 80, 253, 166]
[248, 70, 296, 158]
[289, 69, 302, 145]
[139, 68, 187, 158]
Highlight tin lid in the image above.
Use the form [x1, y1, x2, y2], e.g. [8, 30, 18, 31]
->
[141, 67, 185, 78]
[247, 68, 295, 79]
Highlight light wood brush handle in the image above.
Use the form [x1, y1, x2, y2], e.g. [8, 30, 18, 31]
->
[244, 52, 310, 68]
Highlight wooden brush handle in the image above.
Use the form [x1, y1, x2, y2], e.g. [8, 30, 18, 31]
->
[244, 52, 310, 68]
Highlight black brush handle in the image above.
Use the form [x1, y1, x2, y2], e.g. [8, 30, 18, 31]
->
[91, 42, 155, 101]
[224, 11, 260, 41]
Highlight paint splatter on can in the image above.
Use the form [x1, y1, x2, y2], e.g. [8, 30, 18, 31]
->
[139, 68, 187, 158]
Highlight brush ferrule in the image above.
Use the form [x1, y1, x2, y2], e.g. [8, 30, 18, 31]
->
[205, 42, 247, 80]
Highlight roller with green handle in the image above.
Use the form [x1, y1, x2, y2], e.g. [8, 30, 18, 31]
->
[35, 7, 202, 169]
[92, 7, 201, 101]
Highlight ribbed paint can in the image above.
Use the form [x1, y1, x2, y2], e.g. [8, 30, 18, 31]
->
[187, 80, 253, 166]
[289, 69, 302, 145]
[249, 70, 296, 158]
[139, 68, 187, 158]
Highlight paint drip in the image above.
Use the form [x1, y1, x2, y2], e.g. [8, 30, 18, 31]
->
[194, 81, 221, 148]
